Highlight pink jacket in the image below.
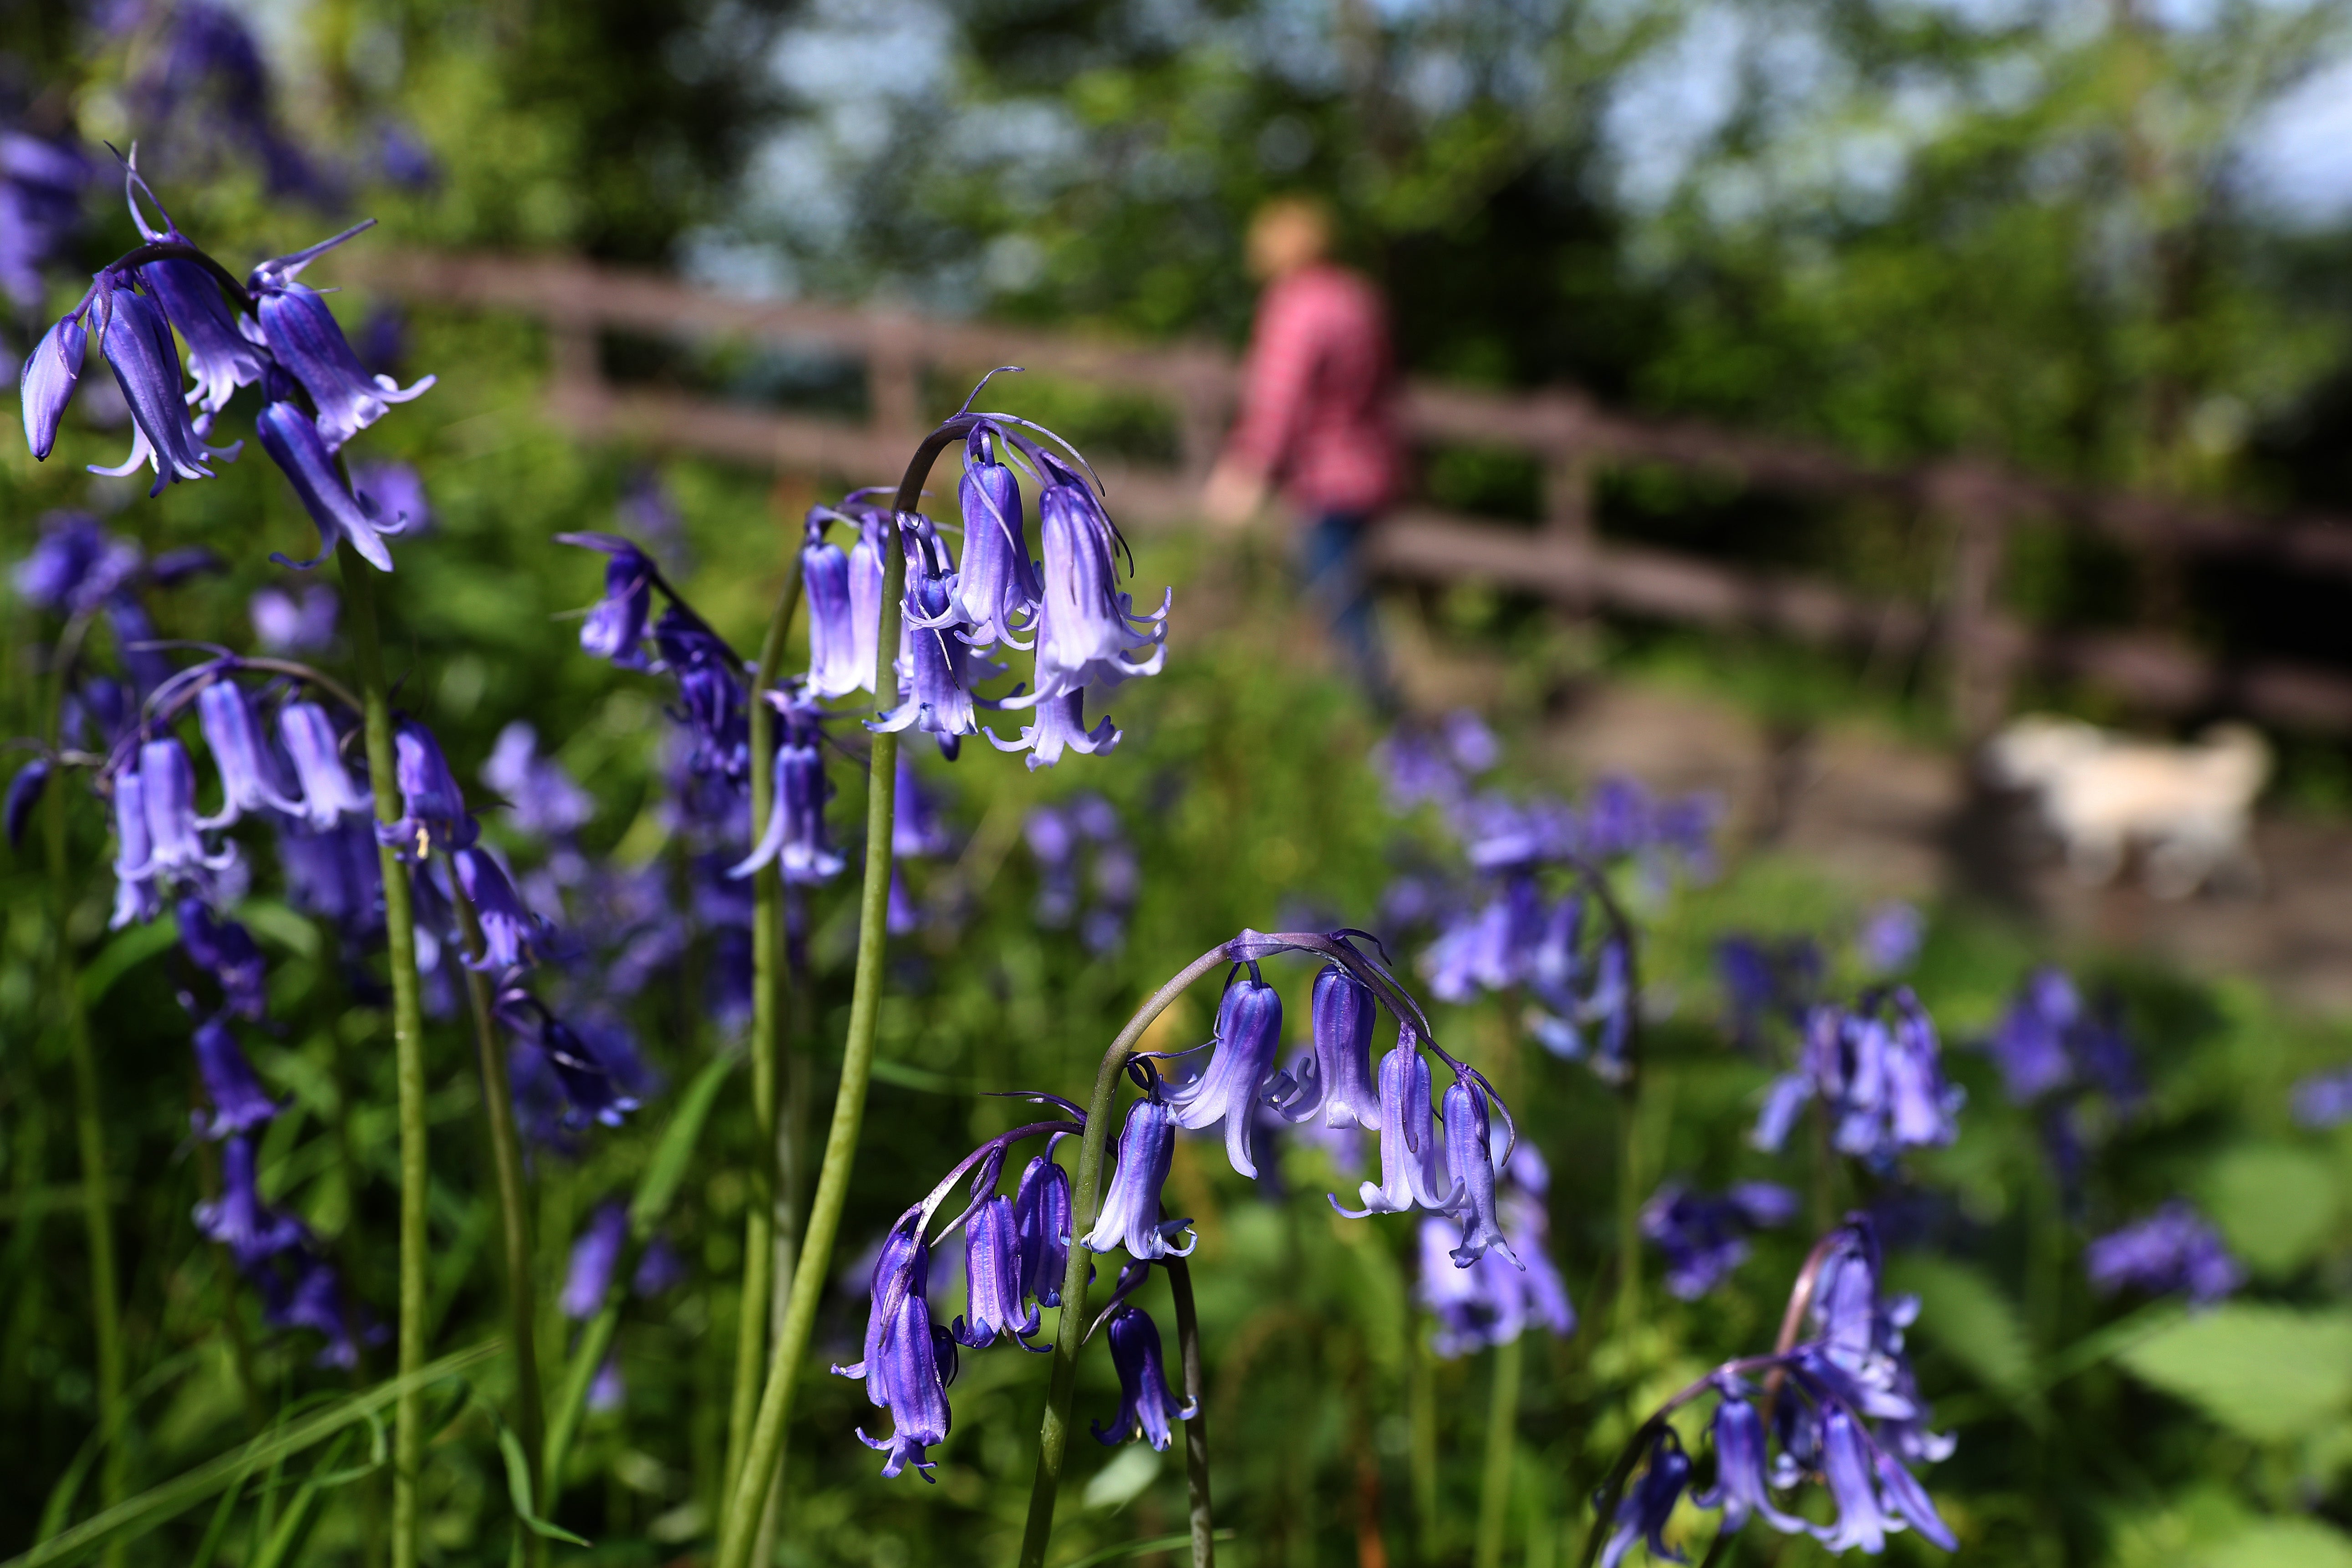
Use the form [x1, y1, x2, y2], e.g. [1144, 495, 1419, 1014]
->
[1222, 263, 1405, 515]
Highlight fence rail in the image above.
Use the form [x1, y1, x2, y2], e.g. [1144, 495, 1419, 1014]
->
[340, 248, 2352, 735]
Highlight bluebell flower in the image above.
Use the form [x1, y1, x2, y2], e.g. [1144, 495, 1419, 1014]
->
[1015, 454, 1168, 706]
[1809, 1405, 1895, 1554]
[178, 896, 270, 1020]
[481, 721, 596, 838]
[498, 988, 636, 1128]
[1419, 1152, 1574, 1357]
[195, 1133, 303, 1266]
[834, 1212, 958, 1480]
[193, 680, 299, 826]
[1165, 967, 1286, 1179]
[1599, 1427, 1690, 1568]
[259, 1251, 369, 1369]
[1081, 1098, 1194, 1260]
[1091, 1304, 1196, 1451]
[1375, 728, 1466, 812]
[635, 1233, 688, 1296]
[1857, 901, 1924, 975]
[847, 506, 894, 696]
[2086, 1200, 2243, 1307]
[0, 130, 86, 314]
[1024, 804, 1082, 926]
[377, 717, 477, 859]
[561, 1202, 629, 1318]
[952, 423, 1042, 649]
[352, 461, 430, 535]
[1275, 964, 1384, 1130]
[190, 1016, 281, 1137]
[1013, 1148, 1072, 1308]
[555, 533, 655, 669]
[873, 522, 998, 754]
[1982, 967, 2077, 1103]
[892, 748, 955, 858]
[249, 584, 337, 653]
[125, 168, 267, 430]
[801, 518, 866, 699]
[1716, 934, 1823, 1050]
[1425, 876, 1543, 1003]
[1441, 1076, 1515, 1266]
[20, 314, 87, 464]
[653, 607, 750, 784]
[954, 1189, 1042, 1349]
[249, 249, 434, 451]
[109, 767, 163, 928]
[276, 702, 371, 830]
[1640, 1180, 1799, 1301]
[135, 737, 238, 881]
[452, 847, 548, 970]
[1334, 1031, 1459, 1217]
[12, 512, 139, 614]
[87, 280, 243, 495]
[5, 759, 51, 848]
[1690, 1379, 1806, 1535]
[1753, 990, 1962, 1167]
[985, 687, 1122, 770]
[255, 374, 408, 572]
[2294, 1067, 2352, 1129]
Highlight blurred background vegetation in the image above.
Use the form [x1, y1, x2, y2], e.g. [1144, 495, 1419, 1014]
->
[8, 0, 2352, 1564]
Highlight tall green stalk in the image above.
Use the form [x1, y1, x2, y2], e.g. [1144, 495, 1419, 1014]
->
[712, 453, 937, 1568]
[339, 544, 432, 1568]
[44, 648, 127, 1566]
[721, 555, 804, 1513]
[1164, 1255, 1216, 1568]
[1474, 1334, 1525, 1568]
[451, 890, 544, 1568]
[1016, 945, 1236, 1568]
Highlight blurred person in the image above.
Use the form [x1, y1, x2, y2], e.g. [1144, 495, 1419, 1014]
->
[1203, 196, 1405, 709]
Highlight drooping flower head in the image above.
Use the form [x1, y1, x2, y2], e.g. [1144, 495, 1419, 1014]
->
[555, 532, 657, 670]
[178, 896, 270, 1021]
[729, 690, 843, 885]
[1753, 988, 1963, 1168]
[376, 717, 477, 860]
[1641, 1179, 1800, 1301]
[2086, 1200, 2244, 1307]
[276, 701, 371, 830]
[190, 1015, 281, 1138]
[1081, 1095, 1194, 1261]
[952, 420, 1042, 650]
[833, 1210, 957, 1480]
[192, 678, 300, 827]
[1164, 964, 1286, 1180]
[248, 223, 435, 451]
[1091, 1303, 1197, 1451]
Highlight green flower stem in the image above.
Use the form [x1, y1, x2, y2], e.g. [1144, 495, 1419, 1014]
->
[1016, 942, 1236, 1568]
[715, 419, 986, 1568]
[542, 1296, 620, 1501]
[1474, 1333, 1525, 1568]
[1615, 1089, 1643, 1334]
[338, 543, 433, 1568]
[721, 553, 804, 1513]
[1163, 1253, 1216, 1568]
[42, 613, 126, 1567]
[450, 888, 544, 1568]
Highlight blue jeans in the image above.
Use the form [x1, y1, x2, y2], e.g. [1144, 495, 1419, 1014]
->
[1299, 511, 1395, 711]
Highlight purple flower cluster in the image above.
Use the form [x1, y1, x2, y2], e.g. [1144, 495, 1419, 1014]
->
[1752, 989, 1964, 1170]
[2294, 1067, 2352, 1130]
[2085, 1200, 2243, 1307]
[1, 128, 88, 314]
[18, 164, 432, 570]
[1641, 1179, 1800, 1301]
[1981, 968, 2141, 1109]
[1377, 721, 1715, 1081]
[1024, 793, 1140, 955]
[1601, 1219, 1956, 1566]
[1417, 1146, 1575, 1357]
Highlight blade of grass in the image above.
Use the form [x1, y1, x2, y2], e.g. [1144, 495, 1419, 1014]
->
[1, 1339, 500, 1568]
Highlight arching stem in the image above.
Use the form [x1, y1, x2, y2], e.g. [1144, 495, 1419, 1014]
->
[1016, 943, 1235, 1568]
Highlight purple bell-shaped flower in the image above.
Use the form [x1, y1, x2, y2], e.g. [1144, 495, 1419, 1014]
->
[1164, 968, 1286, 1179]
[1080, 1099, 1193, 1260]
[1091, 1303, 1197, 1451]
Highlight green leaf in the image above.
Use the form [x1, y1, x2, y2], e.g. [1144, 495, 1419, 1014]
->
[2117, 1304, 2352, 1441]
[228, 898, 321, 961]
[76, 916, 180, 1006]
[2200, 1144, 2340, 1277]
[2199, 1518, 2352, 1568]
[0, 1339, 501, 1568]
[1056, 1529, 1238, 1568]
[630, 1050, 738, 1235]
[1887, 1255, 2037, 1406]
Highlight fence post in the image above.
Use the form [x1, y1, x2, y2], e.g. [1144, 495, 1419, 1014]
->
[1176, 357, 1231, 489]
[1542, 392, 1600, 616]
[1935, 463, 2015, 739]
[870, 316, 922, 442]
[543, 266, 606, 436]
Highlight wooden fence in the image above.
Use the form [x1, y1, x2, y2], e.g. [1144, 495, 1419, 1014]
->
[341, 249, 2352, 735]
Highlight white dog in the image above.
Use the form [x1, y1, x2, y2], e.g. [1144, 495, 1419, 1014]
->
[1981, 714, 2270, 898]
